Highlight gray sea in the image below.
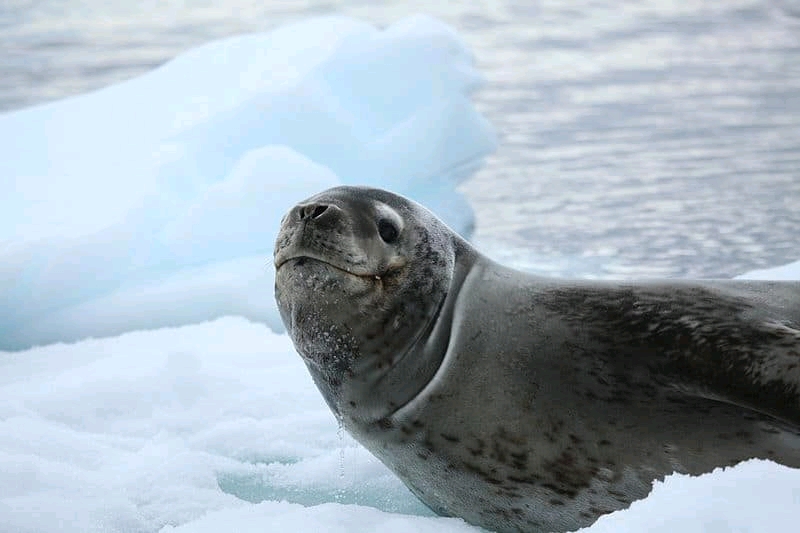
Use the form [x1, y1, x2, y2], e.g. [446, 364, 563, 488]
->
[2, 0, 799, 278]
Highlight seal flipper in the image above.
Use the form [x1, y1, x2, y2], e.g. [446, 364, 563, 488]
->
[541, 280, 800, 476]
[665, 318, 800, 428]
[544, 280, 800, 426]
[633, 282, 800, 428]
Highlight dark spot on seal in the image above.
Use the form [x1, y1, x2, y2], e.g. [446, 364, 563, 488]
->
[377, 418, 393, 430]
[510, 451, 528, 469]
[463, 462, 503, 486]
[440, 433, 460, 443]
[608, 489, 631, 504]
[496, 487, 522, 499]
[507, 474, 541, 485]
[549, 498, 565, 506]
[467, 437, 486, 457]
[541, 483, 578, 499]
[491, 442, 508, 463]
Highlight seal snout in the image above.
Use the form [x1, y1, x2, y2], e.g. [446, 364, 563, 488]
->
[275, 200, 349, 270]
[274, 188, 413, 278]
[275, 196, 366, 275]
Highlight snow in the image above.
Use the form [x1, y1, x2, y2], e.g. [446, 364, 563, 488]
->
[0, 318, 453, 533]
[3, 310, 800, 533]
[2, 13, 799, 533]
[0, 14, 496, 352]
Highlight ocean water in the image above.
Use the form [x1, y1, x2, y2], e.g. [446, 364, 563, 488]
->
[2, 0, 799, 278]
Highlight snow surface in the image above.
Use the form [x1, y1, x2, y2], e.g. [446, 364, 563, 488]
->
[0, 14, 496, 352]
[2, 14, 800, 533]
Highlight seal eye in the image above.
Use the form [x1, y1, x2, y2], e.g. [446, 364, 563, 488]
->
[377, 218, 399, 244]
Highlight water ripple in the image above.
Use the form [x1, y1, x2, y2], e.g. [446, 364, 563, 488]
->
[1, 0, 798, 278]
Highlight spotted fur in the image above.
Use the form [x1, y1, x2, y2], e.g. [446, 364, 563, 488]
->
[275, 186, 800, 533]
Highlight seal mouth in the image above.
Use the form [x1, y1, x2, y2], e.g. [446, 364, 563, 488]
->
[275, 254, 384, 281]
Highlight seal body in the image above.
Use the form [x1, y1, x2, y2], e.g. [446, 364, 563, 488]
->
[274, 186, 800, 533]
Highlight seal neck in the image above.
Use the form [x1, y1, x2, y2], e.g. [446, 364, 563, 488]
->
[339, 237, 478, 426]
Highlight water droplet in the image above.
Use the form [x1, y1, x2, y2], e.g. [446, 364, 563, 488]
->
[335, 414, 346, 503]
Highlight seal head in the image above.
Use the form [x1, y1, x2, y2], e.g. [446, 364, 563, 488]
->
[274, 186, 466, 423]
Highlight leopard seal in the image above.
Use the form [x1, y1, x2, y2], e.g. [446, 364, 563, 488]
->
[273, 185, 800, 533]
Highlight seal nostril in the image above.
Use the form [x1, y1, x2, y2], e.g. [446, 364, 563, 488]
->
[299, 203, 330, 221]
[311, 205, 328, 219]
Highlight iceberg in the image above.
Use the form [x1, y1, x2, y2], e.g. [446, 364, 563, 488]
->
[0, 15, 496, 351]
[735, 260, 800, 281]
